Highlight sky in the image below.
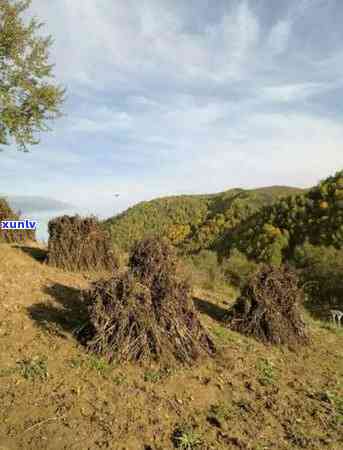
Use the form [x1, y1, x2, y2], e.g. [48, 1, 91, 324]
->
[1, 0, 343, 237]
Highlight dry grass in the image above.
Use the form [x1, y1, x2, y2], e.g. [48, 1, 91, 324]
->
[0, 244, 342, 449]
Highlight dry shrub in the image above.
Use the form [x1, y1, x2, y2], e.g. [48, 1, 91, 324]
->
[0, 198, 36, 243]
[47, 215, 118, 271]
[129, 236, 178, 286]
[228, 264, 309, 347]
[83, 237, 215, 365]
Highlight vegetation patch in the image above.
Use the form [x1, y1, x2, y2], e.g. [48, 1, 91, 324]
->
[225, 171, 343, 265]
[171, 423, 203, 449]
[212, 325, 240, 345]
[284, 425, 313, 448]
[207, 402, 232, 429]
[312, 389, 343, 427]
[256, 358, 277, 386]
[294, 242, 343, 316]
[17, 357, 48, 381]
[87, 355, 113, 377]
[105, 187, 303, 253]
[183, 250, 236, 295]
[143, 367, 173, 383]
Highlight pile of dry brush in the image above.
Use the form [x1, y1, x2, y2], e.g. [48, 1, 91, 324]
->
[228, 264, 309, 347]
[83, 237, 215, 365]
[47, 215, 118, 272]
[0, 198, 36, 243]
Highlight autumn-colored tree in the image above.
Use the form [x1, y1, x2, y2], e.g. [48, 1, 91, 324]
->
[166, 223, 191, 245]
[225, 170, 343, 264]
[0, 0, 64, 151]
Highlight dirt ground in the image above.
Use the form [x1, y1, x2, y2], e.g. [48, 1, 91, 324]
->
[0, 243, 342, 450]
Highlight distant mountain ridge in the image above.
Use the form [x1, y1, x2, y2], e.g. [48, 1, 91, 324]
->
[105, 185, 305, 252]
[0, 195, 73, 214]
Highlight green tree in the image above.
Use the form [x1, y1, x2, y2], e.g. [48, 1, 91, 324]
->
[0, 0, 64, 151]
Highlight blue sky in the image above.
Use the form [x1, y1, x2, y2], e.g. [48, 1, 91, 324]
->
[1, 0, 343, 227]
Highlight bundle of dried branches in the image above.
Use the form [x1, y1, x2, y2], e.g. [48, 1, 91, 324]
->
[83, 237, 215, 365]
[47, 215, 118, 272]
[228, 264, 309, 347]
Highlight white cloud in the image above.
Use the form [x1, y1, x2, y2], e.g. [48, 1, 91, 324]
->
[29, 0, 261, 87]
[202, 112, 343, 187]
[2, 0, 342, 227]
[164, 101, 226, 130]
[70, 110, 132, 134]
[267, 19, 291, 54]
[259, 82, 333, 103]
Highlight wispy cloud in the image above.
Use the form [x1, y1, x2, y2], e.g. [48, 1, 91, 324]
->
[267, 20, 291, 54]
[69, 109, 132, 134]
[259, 82, 335, 103]
[1, 0, 342, 234]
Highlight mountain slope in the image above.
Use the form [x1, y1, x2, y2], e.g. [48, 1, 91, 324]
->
[222, 170, 343, 264]
[105, 186, 304, 252]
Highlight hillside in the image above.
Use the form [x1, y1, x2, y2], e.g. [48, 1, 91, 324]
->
[221, 171, 343, 265]
[105, 186, 304, 252]
[0, 243, 342, 449]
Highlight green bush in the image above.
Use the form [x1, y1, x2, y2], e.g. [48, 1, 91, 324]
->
[182, 250, 234, 294]
[222, 249, 258, 289]
[293, 241, 343, 312]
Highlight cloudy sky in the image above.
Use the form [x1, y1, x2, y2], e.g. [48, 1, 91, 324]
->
[1, 0, 343, 226]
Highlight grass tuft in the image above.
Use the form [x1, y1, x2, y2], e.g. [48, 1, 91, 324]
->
[207, 402, 232, 428]
[17, 357, 48, 381]
[172, 424, 202, 449]
[256, 358, 277, 386]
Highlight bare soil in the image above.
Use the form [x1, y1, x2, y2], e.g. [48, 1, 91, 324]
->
[0, 244, 342, 450]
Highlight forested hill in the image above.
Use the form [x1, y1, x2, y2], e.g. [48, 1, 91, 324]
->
[221, 170, 343, 265]
[105, 186, 304, 252]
